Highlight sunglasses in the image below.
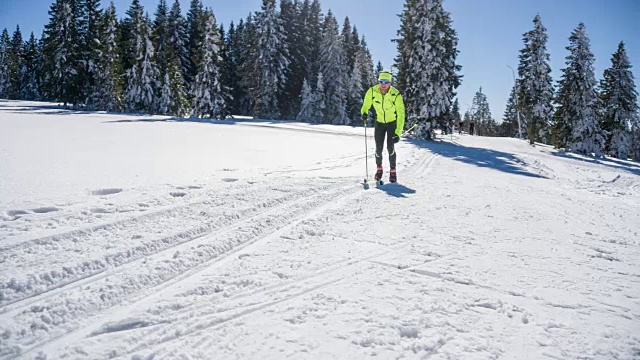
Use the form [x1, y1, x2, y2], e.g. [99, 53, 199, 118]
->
[379, 80, 391, 85]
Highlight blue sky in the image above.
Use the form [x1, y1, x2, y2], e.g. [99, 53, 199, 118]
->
[1, 0, 639, 120]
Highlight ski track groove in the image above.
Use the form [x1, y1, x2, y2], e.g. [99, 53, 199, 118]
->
[0, 181, 334, 308]
[0, 181, 274, 252]
[8, 179, 361, 359]
[116, 247, 404, 358]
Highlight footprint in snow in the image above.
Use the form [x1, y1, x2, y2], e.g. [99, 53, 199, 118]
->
[31, 206, 59, 214]
[222, 178, 239, 183]
[90, 188, 123, 196]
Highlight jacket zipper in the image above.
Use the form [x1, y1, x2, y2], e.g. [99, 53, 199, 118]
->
[381, 92, 386, 123]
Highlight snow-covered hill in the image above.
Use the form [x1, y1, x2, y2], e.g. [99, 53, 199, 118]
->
[1, 100, 639, 359]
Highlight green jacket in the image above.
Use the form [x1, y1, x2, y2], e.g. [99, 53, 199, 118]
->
[361, 85, 406, 137]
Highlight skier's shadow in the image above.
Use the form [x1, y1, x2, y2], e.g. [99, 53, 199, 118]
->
[377, 183, 416, 198]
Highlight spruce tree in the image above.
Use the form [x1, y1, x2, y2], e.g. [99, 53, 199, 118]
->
[556, 23, 605, 156]
[518, 15, 554, 145]
[0, 29, 11, 98]
[165, 0, 189, 115]
[397, 0, 462, 139]
[471, 87, 496, 136]
[375, 61, 383, 75]
[304, 0, 323, 85]
[600, 42, 638, 160]
[250, 0, 289, 119]
[167, 0, 188, 79]
[9, 25, 23, 99]
[42, 0, 78, 105]
[297, 78, 315, 122]
[191, 9, 226, 118]
[120, 0, 144, 80]
[186, 0, 205, 87]
[319, 11, 347, 124]
[124, 13, 159, 113]
[451, 98, 461, 133]
[347, 47, 367, 124]
[279, 0, 305, 119]
[83, 0, 104, 109]
[236, 15, 256, 115]
[501, 85, 520, 138]
[92, 1, 122, 112]
[20, 32, 41, 100]
[221, 21, 243, 115]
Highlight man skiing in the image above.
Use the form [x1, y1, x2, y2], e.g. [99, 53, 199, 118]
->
[361, 70, 405, 183]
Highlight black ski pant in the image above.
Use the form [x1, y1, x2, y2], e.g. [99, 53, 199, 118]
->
[374, 120, 397, 168]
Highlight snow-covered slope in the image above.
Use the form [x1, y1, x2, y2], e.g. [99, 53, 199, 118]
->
[1, 100, 639, 359]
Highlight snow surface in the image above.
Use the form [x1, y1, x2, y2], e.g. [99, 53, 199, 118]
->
[1, 100, 639, 359]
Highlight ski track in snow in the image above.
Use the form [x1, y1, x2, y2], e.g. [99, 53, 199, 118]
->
[1, 103, 640, 359]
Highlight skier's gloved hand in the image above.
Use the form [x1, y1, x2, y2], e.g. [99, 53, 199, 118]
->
[361, 113, 368, 123]
[393, 135, 400, 143]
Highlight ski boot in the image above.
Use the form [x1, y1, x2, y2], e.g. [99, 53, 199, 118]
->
[374, 166, 383, 181]
[389, 168, 397, 183]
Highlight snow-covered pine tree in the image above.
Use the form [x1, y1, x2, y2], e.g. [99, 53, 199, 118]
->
[451, 98, 461, 133]
[319, 11, 347, 125]
[358, 36, 376, 91]
[186, 0, 205, 87]
[471, 87, 496, 136]
[279, 0, 305, 119]
[236, 15, 257, 115]
[42, 0, 78, 106]
[19, 32, 41, 100]
[297, 78, 314, 122]
[501, 84, 520, 138]
[302, 0, 323, 87]
[249, 0, 289, 119]
[555, 23, 605, 156]
[124, 13, 159, 113]
[83, 0, 104, 109]
[600, 42, 638, 160]
[312, 72, 326, 123]
[220, 21, 242, 115]
[153, 0, 172, 115]
[0, 29, 11, 98]
[375, 61, 383, 75]
[518, 15, 554, 145]
[191, 9, 226, 118]
[167, 0, 189, 80]
[92, 1, 122, 112]
[8, 26, 23, 99]
[120, 0, 144, 76]
[396, 0, 462, 139]
[164, 0, 189, 116]
[153, 0, 168, 59]
[347, 46, 373, 125]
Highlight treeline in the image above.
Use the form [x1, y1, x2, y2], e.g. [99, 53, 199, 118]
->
[473, 16, 639, 160]
[0, 0, 376, 124]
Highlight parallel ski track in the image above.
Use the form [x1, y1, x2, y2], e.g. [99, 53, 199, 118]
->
[0, 181, 313, 307]
[6, 178, 361, 359]
[0, 181, 272, 252]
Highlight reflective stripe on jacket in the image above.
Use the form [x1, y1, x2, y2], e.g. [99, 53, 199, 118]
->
[361, 85, 405, 137]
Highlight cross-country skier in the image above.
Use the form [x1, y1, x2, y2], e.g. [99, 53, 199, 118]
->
[361, 70, 405, 183]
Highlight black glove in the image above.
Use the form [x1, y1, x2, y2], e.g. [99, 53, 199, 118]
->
[393, 134, 400, 143]
[361, 113, 368, 123]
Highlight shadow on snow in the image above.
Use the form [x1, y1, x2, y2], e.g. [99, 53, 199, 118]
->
[376, 183, 417, 198]
[550, 151, 640, 176]
[406, 138, 549, 179]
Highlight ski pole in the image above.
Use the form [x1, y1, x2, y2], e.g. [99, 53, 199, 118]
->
[402, 123, 417, 137]
[364, 118, 369, 188]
